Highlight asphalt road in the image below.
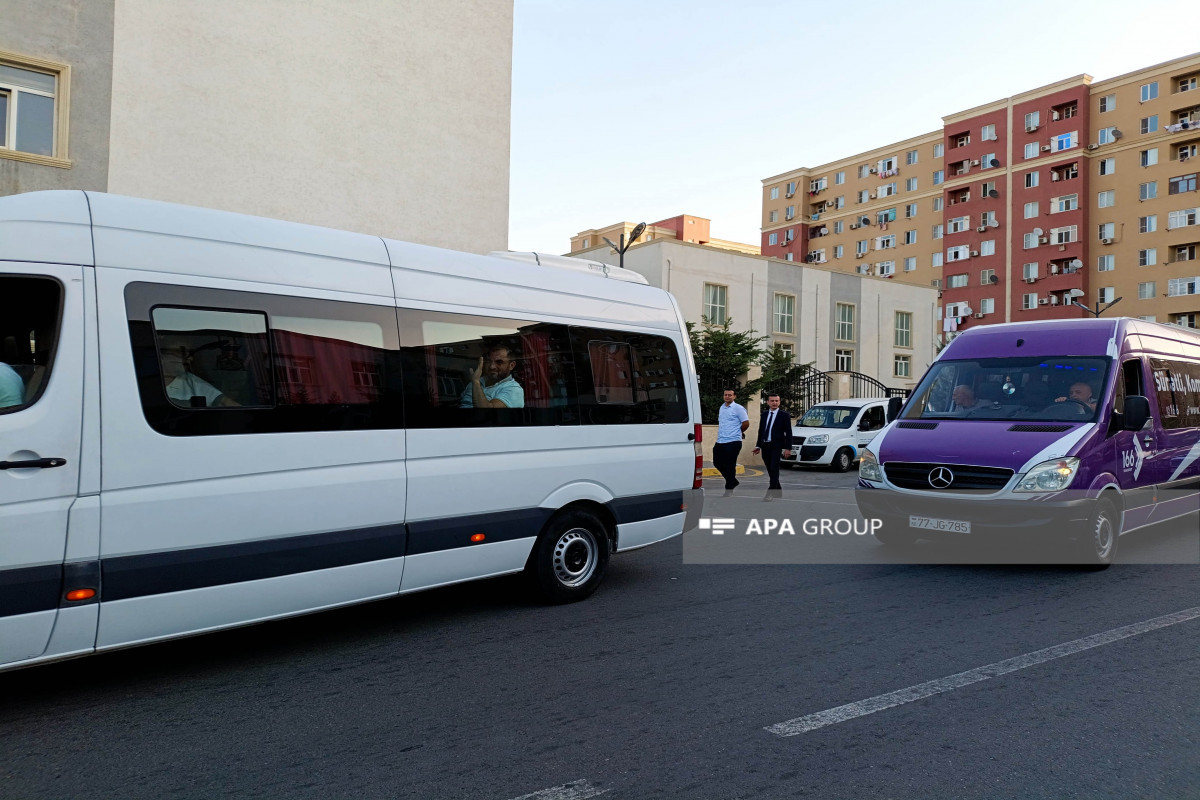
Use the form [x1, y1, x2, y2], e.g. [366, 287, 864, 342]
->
[2, 471, 1198, 799]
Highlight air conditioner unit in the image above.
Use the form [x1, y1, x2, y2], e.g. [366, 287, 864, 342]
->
[1050, 296, 1060, 305]
[1041, 145, 1052, 152]
[1039, 298, 1049, 305]
[1039, 236, 1049, 244]
[1051, 173, 1060, 181]
[1026, 125, 1039, 133]
[1025, 276, 1038, 284]
[1087, 144, 1099, 151]
[869, 167, 877, 174]
[868, 193, 876, 199]
[1052, 111, 1061, 120]
[849, 223, 860, 229]
[1050, 264, 1060, 274]
[977, 225, 988, 233]
[855, 252, 865, 258]
[1101, 237, 1114, 245]
[970, 159, 980, 167]
[974, 313, 985, 319]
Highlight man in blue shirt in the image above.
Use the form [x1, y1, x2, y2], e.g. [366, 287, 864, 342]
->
[714, 389, 749, 495]
[461, 345, 525, 408]
[0, 362, 25, 409]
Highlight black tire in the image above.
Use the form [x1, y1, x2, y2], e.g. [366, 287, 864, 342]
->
[1074, 498, 1120, 569]
[830, 447, 854, 473]
[527, 509, 611, 603]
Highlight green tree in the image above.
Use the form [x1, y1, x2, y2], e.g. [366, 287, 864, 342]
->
[687, 318, 768, 423]
[745, 345, 817, 415]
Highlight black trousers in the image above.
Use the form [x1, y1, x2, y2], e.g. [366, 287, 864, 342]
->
[712, 441, 742, 489]
[761, 443, 784, 490]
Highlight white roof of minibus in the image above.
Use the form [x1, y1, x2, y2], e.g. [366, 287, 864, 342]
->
[0, 192, 681, 329]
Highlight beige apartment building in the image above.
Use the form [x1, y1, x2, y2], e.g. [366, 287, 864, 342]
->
[570, 214, 760, 256]
[763, 51, 1200, 332]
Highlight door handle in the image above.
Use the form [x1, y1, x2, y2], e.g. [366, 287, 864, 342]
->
[0, 458, 68, 470]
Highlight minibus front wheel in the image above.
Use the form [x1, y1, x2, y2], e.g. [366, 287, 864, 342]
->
[1076, 497, 1120, 569]
[528, 509, 611, 604]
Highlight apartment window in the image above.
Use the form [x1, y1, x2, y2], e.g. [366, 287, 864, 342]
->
[785, 205, 795, 220]
[1022, 293, 1037, 310]
[931, 252, 943, 268]
[947, 273, 968, 288]
[774, 342, 794, 361]
[893, 355, 911, 378]
[877, 234, 896, 249]
[834, 349, 854, 371]
[981, 124, 997, 141]
[948, 215, 968, 234]
[1097, 190, 1114, 208]
[768, 232, 778, 246]
[980, 240, 995, 256]
[1180, 77, 1199, 93]
[1140, 215, 1157, 233]
[1168, 208, 1198, 228]
[933, 170, 944, 185]
[1053, 226, 1077, 244]
[902, 229, 916, 245]
[772, 293, 795, 335]
[857, 240, 869, 255]
[785, 253, 794, 262]
[703, 283, 727, 324]
[835, 303, 855, 342]
[1025, 111, 1040, 129]
[877, 260, 896, 277]
[834, 245, 843, 258]
[1024, 142, 1038, 159]
[1098, 222, 1115, 240]
[0, 55, 68, 160]
[1023, 232, 1038, 249]
[904, 256, 916, 271]
[978, 298, 993, 314]
[1138, 281, 1156, 299]
[1141, 181, 1158, 201]
[1176, 313, 1198, 328]
[1023, 262, 1039, 280]
[1139, 248, 1156, 266]
[980, 268, 995, 284]
[1141, 81, 1158, 102]
[905, 203, 918, 218]
[1099, 94, 1116, 112]
[880, 182, 898, 197]
[1025, 171, 1039, 188]
[857, 190, 870, 203]
[933, 143, 944, 158]
[770, 187, 779, 200]
[1099, 157, 1115, 175]
[1098, 254, 1115, 272]
[1055, 132, 1077, 151]
[981, 154, 997, 171]
[1170, 173, 1198, 194]
[1167, 277, 1199, 296]
[1097, 287, 1115, 304]
[834, 220, 844, 234]
[904, 150, 918, 166]
[1061, 102, 1078, 118]
[768, 210, 778, 223]
[1141, 115, 1159, 134]
[1054, 194, 1078, 213]
[858, 165, 870, 179]
[932, 197, 943, 212]
[580, 238, 590, 249]
[1141, 148, 1158, 167]
[954, 133, 970, 148]
[835, 171, 845, 185]
[932, 224, 943, 240]
[905, 177, 918, 191]
[980, 210, 997, 227]
[786, 181, 796, 196]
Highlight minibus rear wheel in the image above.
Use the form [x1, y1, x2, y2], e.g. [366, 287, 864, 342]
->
[528, 509, 611, 603]
[1077, 497, 1119, 569]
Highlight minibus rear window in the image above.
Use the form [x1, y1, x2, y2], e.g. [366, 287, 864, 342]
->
[0, 276, 61, 414]
[903, 356, 1111, 422]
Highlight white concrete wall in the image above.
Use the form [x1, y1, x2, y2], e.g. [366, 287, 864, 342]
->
[107, 0, 511, 253]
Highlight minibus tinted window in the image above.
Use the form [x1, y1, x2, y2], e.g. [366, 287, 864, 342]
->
[904, 356, 1111, 421]
[571, 328, 687, 425]
[0, 276, 61, 414]
[799, 406, 857, 428]
[1150, 357, 1200, 429]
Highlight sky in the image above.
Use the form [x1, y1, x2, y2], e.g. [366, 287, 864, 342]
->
[508, 0, 1195, 254]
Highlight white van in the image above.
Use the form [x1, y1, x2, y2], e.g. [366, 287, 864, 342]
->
[780, 397, 890, 472]
[0, 191, 703, 672]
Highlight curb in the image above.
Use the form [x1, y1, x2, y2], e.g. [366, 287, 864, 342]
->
[701, 465, 764, 477]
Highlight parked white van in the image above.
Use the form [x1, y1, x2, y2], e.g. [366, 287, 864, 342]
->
[780, 397, 890, 472]
[0, 191, 703, 672]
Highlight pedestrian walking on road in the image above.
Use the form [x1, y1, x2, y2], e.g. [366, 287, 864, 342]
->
[752, 392, 793, 501]
[714, 389, 749, 496]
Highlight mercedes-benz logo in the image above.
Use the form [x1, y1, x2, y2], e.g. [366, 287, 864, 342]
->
[928, 467, 954, 489]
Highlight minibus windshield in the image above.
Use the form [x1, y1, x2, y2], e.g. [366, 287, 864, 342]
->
[902, 356, 1111, 422]
[799, 406, 857, 428]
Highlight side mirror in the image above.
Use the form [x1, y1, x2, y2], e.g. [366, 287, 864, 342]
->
[1122, 395, 1150, 431]
[887, 396, 904, 422]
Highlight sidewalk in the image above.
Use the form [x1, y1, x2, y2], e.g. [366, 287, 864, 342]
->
[701, 461, 763, 477]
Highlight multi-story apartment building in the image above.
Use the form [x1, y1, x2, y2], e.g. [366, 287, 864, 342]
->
[762, 51, 1200, 332]
[570, 214, 760, 255]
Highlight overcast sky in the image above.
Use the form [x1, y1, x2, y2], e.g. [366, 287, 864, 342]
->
[508, 0, 1194, 254]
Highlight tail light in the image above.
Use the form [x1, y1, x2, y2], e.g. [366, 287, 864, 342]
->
[693, 423, 704, 489]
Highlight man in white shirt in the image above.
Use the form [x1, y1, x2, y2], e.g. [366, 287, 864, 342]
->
[160, 342, 239, 408]
[714, 389, 749, 496]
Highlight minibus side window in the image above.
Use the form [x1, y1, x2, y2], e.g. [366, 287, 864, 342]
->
[1150, 358, 1200, 430]
[571, 328, 687, 425]
[0, 276, 61, 414]
[1110, 358, 1144, 434]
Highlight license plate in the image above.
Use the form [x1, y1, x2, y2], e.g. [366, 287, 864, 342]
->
[909, 515, 971, 533]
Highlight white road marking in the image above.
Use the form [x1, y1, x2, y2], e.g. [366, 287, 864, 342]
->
[509, 779, 609, 800]
[766, 605, 1200, 737]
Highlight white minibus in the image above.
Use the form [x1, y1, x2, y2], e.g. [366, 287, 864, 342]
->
[0, 191, 703, 671]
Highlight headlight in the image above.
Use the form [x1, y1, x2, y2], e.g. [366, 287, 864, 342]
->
[807, 434, 829, 445]
[1014, 457, 1080, 493]
[859, 448, 883, 481]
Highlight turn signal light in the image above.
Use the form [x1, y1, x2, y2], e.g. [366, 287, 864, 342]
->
[470, 533, 486, 543]
[65, 588, 96, 602]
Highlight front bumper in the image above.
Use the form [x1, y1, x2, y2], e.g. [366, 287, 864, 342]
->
[854, 485, 1095, 538]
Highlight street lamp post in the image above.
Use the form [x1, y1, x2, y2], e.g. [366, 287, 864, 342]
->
[602, 222, 647, 270]
[1071, 295, 1123, 317]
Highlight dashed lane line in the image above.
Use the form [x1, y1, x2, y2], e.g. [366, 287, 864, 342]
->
[508, 779, 609, 800]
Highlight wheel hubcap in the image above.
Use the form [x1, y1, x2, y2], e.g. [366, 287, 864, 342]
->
[1093, 513, 1114, 560]
[553, 528, 597, 587]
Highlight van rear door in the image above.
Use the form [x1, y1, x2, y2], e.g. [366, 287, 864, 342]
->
[0, 265, 86, 666]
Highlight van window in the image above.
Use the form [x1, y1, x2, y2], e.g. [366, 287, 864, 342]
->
[860, 405, 886, 430]
[571, 328, 687, 425]
[1150, 358, 1200, 430]
[0, 276, 61, 414]
[399, 310, 577, 428]
[800, 406, 857, 428]
[128, 283, 402, 435]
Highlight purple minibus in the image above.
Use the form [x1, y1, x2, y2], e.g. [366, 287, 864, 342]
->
[855, 318, 1200, 566]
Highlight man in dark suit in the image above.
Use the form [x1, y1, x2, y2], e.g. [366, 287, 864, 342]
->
[752, 392, 793, 501]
